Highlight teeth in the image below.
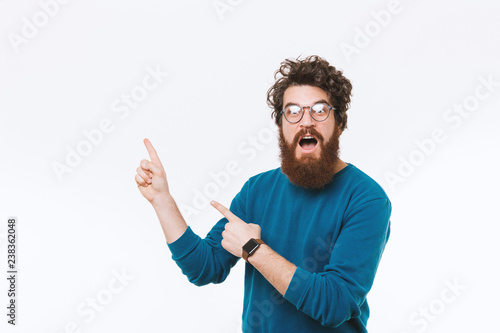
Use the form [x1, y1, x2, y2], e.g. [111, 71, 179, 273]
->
[303, 136, 314, 139]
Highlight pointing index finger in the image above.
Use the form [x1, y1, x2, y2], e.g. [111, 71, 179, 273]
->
[211, 200, 238, 221]
[143, 138, 162, 165]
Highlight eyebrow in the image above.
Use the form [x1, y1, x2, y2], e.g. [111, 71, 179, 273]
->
[283, 99, 331, 109]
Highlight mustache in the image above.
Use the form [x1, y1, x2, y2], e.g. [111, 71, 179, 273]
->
[293, 128, 325, 145]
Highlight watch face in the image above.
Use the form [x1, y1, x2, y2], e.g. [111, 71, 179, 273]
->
[243, 238, 259, 255]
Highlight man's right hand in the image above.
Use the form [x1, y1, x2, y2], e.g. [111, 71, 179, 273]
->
[135, 138, 170, 206]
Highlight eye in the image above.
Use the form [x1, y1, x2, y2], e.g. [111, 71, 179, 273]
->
[287, 105, 302, 115]
[312, 103, 327, 114]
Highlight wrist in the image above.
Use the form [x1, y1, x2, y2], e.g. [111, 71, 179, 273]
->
[247, 243, 271, 266]
[247, 244, 273, 266]
[151, 193, 175, 210]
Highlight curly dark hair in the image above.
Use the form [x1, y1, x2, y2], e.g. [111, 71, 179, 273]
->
[267, 55, 352, 132]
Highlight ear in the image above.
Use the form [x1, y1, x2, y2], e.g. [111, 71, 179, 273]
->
[335, 125, 343, 137]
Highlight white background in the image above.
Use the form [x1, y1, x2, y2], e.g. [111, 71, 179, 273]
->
[1, 0, 499, 332]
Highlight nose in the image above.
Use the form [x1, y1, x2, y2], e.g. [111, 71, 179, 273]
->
[299, 107, 315, 128]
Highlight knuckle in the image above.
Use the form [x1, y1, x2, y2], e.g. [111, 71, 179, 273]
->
[250, 223, 261, 231]
[149, 163, 159, 173]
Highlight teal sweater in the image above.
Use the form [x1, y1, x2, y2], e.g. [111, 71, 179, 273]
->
[168, 164, 391, 332]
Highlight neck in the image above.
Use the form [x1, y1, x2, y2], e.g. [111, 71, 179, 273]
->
[334, 158, 348, 174]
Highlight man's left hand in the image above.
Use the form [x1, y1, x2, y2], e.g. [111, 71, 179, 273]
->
[211, 200, 261, 258]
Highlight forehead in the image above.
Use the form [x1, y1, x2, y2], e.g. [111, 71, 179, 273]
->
[283, 85, 330, 105]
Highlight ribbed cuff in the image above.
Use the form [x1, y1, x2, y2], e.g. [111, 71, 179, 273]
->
[167, 226, 199, 260]
[284, 267, 311, 307]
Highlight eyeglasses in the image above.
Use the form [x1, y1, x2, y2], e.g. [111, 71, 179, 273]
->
[281, 103, 334, 124]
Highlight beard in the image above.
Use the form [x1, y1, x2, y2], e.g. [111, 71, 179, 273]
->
[279, 126, 341, 190]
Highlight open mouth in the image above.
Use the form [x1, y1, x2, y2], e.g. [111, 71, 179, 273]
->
[298, 135, 318, 152]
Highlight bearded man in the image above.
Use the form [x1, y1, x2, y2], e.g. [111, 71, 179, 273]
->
[135, 55, 391, 332]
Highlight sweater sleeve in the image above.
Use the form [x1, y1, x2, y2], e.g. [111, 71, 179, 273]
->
[283, 198, 391, 327]
[166, 182, 248, 286]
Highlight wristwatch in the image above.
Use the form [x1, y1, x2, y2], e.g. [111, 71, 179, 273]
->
[242, 238, 264, 262]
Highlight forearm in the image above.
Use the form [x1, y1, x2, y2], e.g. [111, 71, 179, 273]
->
[248, 244, 296, 295]
[250, 244, 363, 327]
[152, 195, 188, 244]
[209, 200, 297, 295]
